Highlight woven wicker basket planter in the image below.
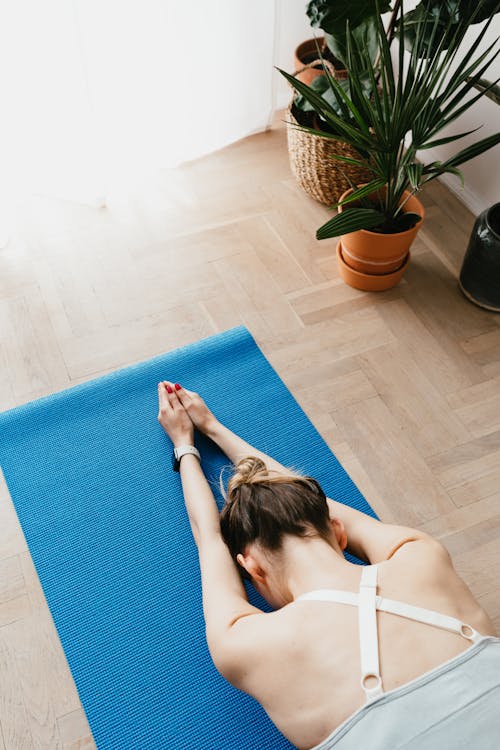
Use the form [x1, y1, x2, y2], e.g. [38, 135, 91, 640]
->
[286, 106, 372, 206]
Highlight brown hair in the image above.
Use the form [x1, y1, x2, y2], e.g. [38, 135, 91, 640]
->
[219, 457, 332, 579]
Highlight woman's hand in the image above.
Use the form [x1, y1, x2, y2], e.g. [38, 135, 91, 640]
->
[162, 382, 219, 436]
[157, 382, 194, 447]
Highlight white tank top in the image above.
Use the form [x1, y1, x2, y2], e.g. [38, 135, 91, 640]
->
[294, 565, 500, 749]
[295, 564, 483, 703]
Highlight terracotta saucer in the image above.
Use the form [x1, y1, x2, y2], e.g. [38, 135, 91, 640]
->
[336, 242, 410, 291]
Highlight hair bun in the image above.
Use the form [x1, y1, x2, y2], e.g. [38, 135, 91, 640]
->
[227, 456, 268, 494]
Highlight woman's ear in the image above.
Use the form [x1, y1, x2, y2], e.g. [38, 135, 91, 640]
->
[236, 551, 266, 584]
[236, 552, 249, 577]
[330, 518, 348, 551]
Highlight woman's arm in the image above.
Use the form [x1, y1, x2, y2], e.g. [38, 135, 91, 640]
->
[178, 455, 262, 656]
[207, 420, 292, 475]
[209, 419, 433, 564]
[171, 383, 433, 564]
[157, 383, 262, 664]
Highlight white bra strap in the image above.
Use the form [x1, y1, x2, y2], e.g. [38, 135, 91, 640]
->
[358, 566, 384, 702]
[295, 589, 358, 607]
[295, 590, 481, 645]
[376, 597, 482, 644]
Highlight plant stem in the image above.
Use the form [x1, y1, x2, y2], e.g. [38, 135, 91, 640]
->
[393, 187, 418, 217]
[386, 0, 402, 48]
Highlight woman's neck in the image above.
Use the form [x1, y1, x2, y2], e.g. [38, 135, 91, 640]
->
[279, 536, 360, 602]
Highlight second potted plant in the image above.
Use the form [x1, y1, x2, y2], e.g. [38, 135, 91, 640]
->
[281, 1, 500, 291]
[288, 1, 389, 205]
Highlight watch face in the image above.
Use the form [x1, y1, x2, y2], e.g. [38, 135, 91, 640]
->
[172, 449, 180, 471]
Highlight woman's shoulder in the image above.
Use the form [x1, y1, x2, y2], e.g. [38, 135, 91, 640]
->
[381, 537, 497, 635]
[214, 605, 304, 689]
[379, 535, 457, 593]
[384, 532, 453, 567]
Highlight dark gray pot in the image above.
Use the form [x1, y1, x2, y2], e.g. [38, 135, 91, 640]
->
[459, 203, 500, 312]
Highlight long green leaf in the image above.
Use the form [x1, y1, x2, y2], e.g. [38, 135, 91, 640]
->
[316, 208, 385, 240]
[285, 117, 382, 155]
[447, 167, 465, 188]
[472, 77, 500, 105]
[360, 26, 387, 135]
[312, 43, 354, 122]
[343, 24, 380, 128]
[440, 38, 499, 102]
[346, 27, 393, 151]
[278, 68, 338, 119]
[438, 53, 500, 122]
[391, 2, 410, 136]
[336, 178, 386, 207]
[410, 12, 472, 127]
[439, 74, 500, 129]
[420, 127, 483, 150]
[278, 68, 375, 148]
[321, 56, 372, 135]
[431, 10, 498, 107]
[330, 152, 374, 170]
[406, 162, 424, 190]
[408, 9, 499, 147]
[423, 165, 465, 186]
[401, 8, 445, 127]
[438, 132, 500, 170]
[375, 0, 395, 99]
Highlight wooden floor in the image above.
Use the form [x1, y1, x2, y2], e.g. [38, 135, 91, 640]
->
[1, 113, 499, 749]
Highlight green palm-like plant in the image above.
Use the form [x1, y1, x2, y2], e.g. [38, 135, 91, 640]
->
[280, 0, 500, 239]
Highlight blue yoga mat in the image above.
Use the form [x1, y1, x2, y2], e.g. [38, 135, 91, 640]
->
[0, 326, 375, 750]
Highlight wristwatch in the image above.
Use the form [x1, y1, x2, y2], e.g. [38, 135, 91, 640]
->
[172, 444, 201, 472]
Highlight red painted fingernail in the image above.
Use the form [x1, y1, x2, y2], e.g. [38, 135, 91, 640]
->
[175, 383, 181, 390]
[166, 385, 173, 393]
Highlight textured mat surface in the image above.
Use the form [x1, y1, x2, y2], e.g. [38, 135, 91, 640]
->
[0, 326, 376, 749]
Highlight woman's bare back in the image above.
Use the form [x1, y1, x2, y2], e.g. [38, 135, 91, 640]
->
[228, 539, 496, 750]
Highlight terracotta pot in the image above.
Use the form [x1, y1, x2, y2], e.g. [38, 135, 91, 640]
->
[336, 242, 410, 291]
[338, 187, 425, 275]
[293, 38, 347, 85]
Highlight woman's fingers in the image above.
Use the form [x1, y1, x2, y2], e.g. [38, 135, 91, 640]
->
[158, 381, 185, 412]
[165, 384, 181, 411]
[172, 383, 191, 407]
[164, 381, 192, 415]
[157, 382, 172, 425]
[163, 381, 193, 410]
[158, 382, 171, 409]
[163, 381, 181, 398]
[157, 381, 195, 443]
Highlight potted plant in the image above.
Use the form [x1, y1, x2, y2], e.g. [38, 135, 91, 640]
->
[306, 0, 391, 69]
[293, 1, 390, 84]
[286, 66, 374, 205]
[293, 37, 333, 86]
[289, 1, 390, 205]
[281, 1, 500, 291]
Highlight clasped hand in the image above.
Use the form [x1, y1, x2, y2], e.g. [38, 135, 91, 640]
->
[157, 382, 217, 447]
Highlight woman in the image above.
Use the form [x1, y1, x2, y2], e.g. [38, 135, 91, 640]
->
[157, 381, 499, 750]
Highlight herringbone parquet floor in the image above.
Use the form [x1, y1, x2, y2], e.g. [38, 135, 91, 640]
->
[1, 113, 499, 748]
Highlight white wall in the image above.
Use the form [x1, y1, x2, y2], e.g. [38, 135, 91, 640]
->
[273, 0, 314, 110]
